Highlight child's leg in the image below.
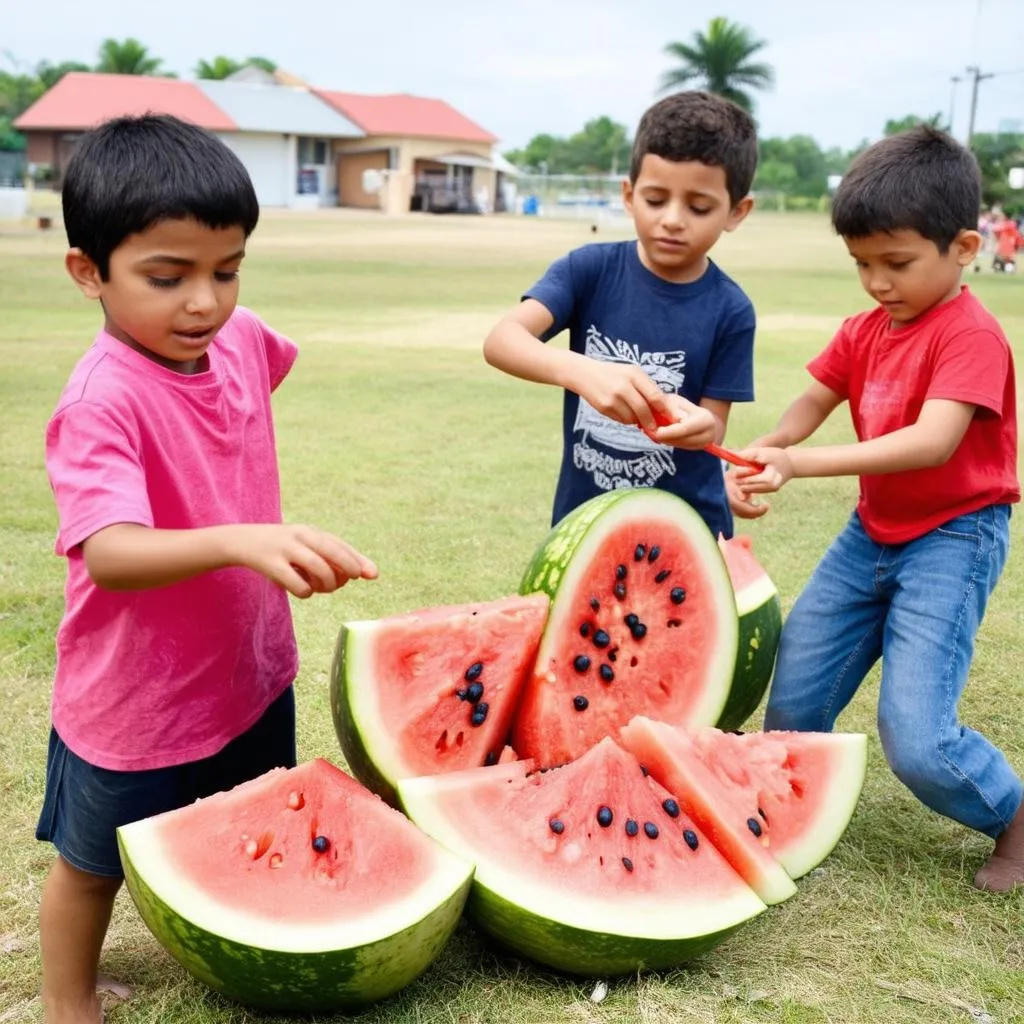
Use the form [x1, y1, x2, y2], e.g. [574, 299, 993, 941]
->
[764, 514, 888, 732]
[39, 856, 121, 1023]
[874, 506, 1023, 888]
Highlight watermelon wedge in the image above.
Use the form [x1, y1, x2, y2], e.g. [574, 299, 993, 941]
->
[619, 717, 798, 905]
[515, 490, 739, 768]
[331, 594, 549, 803]
[118, 759, 473, 1012]
[398, 737, 766, 976]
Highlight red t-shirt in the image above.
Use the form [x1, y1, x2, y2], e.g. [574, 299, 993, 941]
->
[808, 287, 1019, 544]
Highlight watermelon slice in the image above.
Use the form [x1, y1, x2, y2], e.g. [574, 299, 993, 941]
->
[687, 726, 868, 879]
[619, 717, 797, 904]
[117, 759, 473, 1012]
[515, 489, 739, 768]
[715, 534, 783, 732]
[398, 737, 767, 976]
[331, 594, 549, 803]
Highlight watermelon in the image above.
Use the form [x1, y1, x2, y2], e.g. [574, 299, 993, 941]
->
[330, 594, 549, 803]
[117, 759, 473, 1012]
[715, 534, 783, 732]
[515, 490, 739, 768]
[398, 737, 767, 975]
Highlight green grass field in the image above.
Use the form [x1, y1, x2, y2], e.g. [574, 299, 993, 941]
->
[1, 206, 1022, 1024]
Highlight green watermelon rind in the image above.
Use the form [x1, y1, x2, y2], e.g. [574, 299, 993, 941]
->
[715, 574, 782, 733]
[398, 771, 767, 977]
[117, 825, 473, 1013]
[520, 490, 739, 729]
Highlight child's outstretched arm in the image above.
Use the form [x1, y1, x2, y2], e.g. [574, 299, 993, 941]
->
[82, 523, 378, 598]
[739, 397, 976, 494]
[484, 300, 671, 433]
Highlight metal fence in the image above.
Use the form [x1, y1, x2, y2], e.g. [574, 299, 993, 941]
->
[0, 152, 26, 188]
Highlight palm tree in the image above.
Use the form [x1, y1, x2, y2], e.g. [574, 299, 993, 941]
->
[95, 38, 173, 77]
[660, 17, 774, 113]
[195, 56, 243, 80]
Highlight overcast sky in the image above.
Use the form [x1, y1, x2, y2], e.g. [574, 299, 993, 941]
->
[5, 0, 1023, 151]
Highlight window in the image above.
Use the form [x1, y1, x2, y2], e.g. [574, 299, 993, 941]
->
[298, 138, 329, 165]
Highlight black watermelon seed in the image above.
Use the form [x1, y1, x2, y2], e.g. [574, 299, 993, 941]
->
[747, 817, 763, 837]
[466, 681, 484, 703]
[465, 662, 483, 682]
[631, 623, 648, 640]
[593, 630, 610, 648]
[624, 613, 639, 628]
[608, 648, 618, 662]
[644, 822, 660, 839]
[634, 544, 646, 561]
[670, 587, 687, 605]
[625, 818, 639, 837]
[622, 856, 634, 872]
[683, 829, 699, 850]
[597, 805, 613, 827]
[573, 654, 591, 673]
[456, 688, 469, 700]
[573, 695, 589, 711]
[729, 730, 746, 736]
[590, 597, 600, 612]
[648, 545, 661, 563]
[600, 664, 615, 683]
[470, 702, 489, 726]
[616, 564, 628, 580]
[667, 618, 683, 628]
[484, 751, 498, 766]
[549, 818, 565, 835]
[662, 799, 680, 818]
[614, 582, 627, 600]
[758, 806, 768, 822]
[580, 622, 591, 638]
[640, 765, 649, 777]
[655, 569, 671, 583]
[312, 835, 330, 853]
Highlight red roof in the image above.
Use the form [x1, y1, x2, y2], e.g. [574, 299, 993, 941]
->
[13, 72, 237, 131]
[316, 91, 496, 143]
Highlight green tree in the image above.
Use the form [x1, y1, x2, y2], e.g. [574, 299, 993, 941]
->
[883, 112, 946, 136]
[0, 71, 43, 118]
[195, 56, 244, 80]
[245, 56, 278, 74]
[36, 60, 91, 90]
[565, 116, 632, 174]
[660, 17, 774, 113]
[95, 38, 173, 76]
[970, 131, 1024, 208]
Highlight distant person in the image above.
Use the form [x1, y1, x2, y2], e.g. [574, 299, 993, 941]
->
[732, 127, 1023, 893]
[992, 211, 1021, 272]
[36, 114, 377, 1024]
[483, 91, 758, 539]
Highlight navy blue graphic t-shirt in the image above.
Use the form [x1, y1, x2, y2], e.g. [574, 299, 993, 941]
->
[525, 240, 755, 538]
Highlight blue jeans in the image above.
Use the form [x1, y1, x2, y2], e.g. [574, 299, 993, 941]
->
[764, 507, 1022, 839]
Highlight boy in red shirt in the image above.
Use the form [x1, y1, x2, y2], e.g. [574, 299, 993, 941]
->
[735, 127, 1023, 892]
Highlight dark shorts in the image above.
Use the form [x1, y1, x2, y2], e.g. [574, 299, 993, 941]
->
[36, 686, 296, 878]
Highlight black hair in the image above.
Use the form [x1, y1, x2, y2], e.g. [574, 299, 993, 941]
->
[629, 91, 758, 206]
[62, 113, 260, 279]
[831, 126, 980, 252]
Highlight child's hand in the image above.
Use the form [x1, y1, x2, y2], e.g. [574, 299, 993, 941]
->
[575, 361, 671, 433]
[229, 524, 378, 598]
[732, 448, 794, 493]
[647, 394, 718, 450]
[726, 470, 770, 519]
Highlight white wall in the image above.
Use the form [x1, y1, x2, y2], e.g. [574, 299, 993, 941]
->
[216, 132, 292, 207]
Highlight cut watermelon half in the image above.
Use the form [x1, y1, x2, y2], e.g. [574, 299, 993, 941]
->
[687, 726, 868, 879]
[118, 759, 473, 1012]
[619, 717, 798, 905]
[398, 737, 766, 976]
[515, 490, 739, 769]
[331, 594, 549, 803]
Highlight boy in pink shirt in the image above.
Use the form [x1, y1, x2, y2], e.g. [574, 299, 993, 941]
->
[733, 127, 1023, 892]
[36, 114, 378, 1024]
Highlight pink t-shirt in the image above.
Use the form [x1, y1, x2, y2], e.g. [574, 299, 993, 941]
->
[45, 307, 300, 770]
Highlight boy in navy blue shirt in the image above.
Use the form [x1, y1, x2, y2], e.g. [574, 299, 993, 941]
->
[484, 91, 757, 537]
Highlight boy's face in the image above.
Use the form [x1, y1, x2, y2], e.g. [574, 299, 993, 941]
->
[844, 228, 981, 325]
[622, 154, 752, 284]
[66, 218, 247, 373]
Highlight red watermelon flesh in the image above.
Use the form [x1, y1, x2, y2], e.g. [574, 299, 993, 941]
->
[619, 717, 798, 905]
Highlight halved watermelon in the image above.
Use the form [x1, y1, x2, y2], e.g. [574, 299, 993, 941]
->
[515, 490, 739, 768]
[118, 759, 473, 1012]
[715, 534, 783, 732]
[686, 726, 868, 879]
[398, 737, 766, 976]
[331, 594, 549, 803]
[619, 717, 797, 905]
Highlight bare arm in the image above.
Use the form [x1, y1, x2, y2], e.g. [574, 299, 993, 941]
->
[751, 381, 844, 448]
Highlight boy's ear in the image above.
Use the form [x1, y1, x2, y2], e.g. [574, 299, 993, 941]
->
[724, 195, 754, 233]
[65, 248, 103, 299]
[621, 177, 634, 215]
[952, 229, 982, 266]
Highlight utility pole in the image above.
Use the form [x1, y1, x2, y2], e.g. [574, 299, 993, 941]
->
[965, 65, 994, 150]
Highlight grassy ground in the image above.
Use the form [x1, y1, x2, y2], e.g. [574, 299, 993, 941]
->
[0, 205, 1022, 1024]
